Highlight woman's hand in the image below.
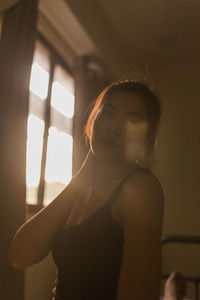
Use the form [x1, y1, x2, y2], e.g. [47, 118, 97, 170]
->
[163, 271, 186, 300]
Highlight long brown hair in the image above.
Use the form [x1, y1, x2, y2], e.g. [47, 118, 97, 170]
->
[84, 80, 161, 167]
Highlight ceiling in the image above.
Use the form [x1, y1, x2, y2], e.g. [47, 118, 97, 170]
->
[64, 0, 200, 74]
[40, 0, 200, 76]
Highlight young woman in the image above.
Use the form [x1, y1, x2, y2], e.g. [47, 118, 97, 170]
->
[10, 80, 166, 300]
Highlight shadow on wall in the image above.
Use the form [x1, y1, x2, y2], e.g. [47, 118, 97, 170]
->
[152, 62, 200, 300]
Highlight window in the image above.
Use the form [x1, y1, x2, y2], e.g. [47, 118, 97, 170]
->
[26, 37, 74, 207]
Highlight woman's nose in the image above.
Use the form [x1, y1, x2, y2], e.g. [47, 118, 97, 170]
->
[107, 127, 121, 136]
[106, 118, 122, 136]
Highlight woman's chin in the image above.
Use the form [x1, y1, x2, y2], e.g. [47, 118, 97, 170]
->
[91, 140, 143, 166]
[91, 142, 123, 165]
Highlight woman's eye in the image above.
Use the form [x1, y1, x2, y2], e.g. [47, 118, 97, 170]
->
[127, 115, 142, 123]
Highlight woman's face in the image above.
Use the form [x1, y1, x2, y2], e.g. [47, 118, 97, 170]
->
[90, 90, 149, 165]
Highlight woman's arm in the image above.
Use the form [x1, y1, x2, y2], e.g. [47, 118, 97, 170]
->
[116, 172, 164, 300]
[8, 178, 80, 269]
[9, 150, 95, 270]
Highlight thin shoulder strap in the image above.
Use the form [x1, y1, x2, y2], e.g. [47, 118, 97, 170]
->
[106, 167, 151, 208]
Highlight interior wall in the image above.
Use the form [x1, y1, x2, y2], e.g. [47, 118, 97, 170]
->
[0, 14, 3, 37]
[152, 62, 200, 235]
[151, 62, 200, 298]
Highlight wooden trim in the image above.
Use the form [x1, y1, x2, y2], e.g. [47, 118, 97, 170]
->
[26, 204, 44, 215]
[0, 0, 19, 13]
[0, 0, 38, 299]
[37, 32, 73, 76]
[37, 55, 55, 206]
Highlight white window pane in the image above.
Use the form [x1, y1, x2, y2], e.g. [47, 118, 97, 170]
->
[53, 64, 74, 94]
[43, 127, 73, 205]
[51, 81, 74, 118]
[29, 63, 49, 99]
[26, 115, 44, 187]
[51, 64, 75, 130]
[27, 114, 45, 137]
[43, 182, 66, 207]
[29, 40, 50, 100]
[26, 187, 38, 205]
[45, 127, 73, 184]
[26, 135, 44, 187]
[26, 115, 45, 204]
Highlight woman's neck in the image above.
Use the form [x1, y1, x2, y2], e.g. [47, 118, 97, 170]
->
[93, 158, 140, 187]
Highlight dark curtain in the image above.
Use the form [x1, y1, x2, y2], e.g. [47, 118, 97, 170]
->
[72, 55, 114, 175]
[0, 0, 38, 299]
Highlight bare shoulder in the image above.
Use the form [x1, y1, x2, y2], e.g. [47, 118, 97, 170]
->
[118, 171, 164, 226]
[123, 171, 164, 202]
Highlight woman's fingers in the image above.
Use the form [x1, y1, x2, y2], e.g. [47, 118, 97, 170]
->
[164, 271, 186, 300]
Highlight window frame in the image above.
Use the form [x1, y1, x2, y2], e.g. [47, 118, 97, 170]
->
[27, 32, 74, 214]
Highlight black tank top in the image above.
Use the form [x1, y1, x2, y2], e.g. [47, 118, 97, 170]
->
[51, 168, 151, 300]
